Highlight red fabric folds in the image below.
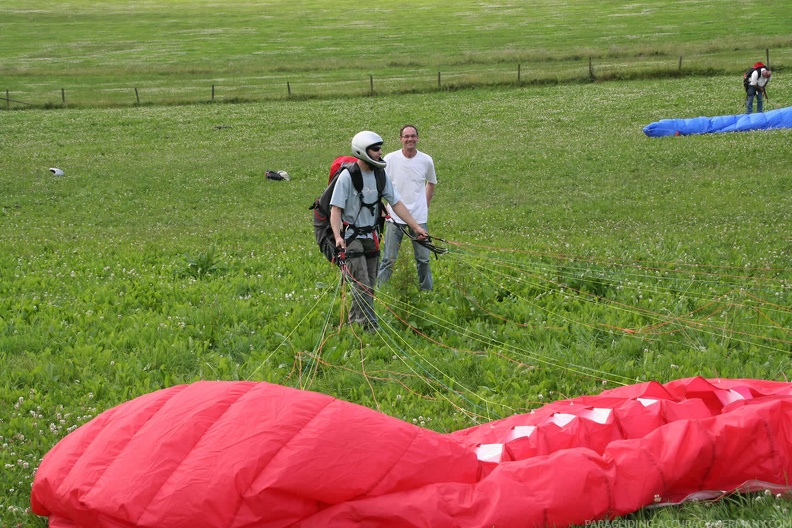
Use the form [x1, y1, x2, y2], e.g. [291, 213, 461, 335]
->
[31, 377, 792, 527]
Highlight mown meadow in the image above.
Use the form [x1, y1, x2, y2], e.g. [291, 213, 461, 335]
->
[2, 1, 792, 526]
[2, 0, 792, 106]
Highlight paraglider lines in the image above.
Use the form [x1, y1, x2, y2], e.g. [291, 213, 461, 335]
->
[444, 242, 792, 354]
[258, 237, 791, 426]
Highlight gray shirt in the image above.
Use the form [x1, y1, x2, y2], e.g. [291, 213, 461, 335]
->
[330, 167, 401, 238]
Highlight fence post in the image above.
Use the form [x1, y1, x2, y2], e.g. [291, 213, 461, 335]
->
[135, 87, 140, 104]
[518, 64, 521, 83]
[370, 75, 373, 94]
[212, 84, 215, 101]
[678, 56, 682, 70]
[287, 81, 291, 96]
[437, 72, 441, 89]
[589, 57, 594, 80]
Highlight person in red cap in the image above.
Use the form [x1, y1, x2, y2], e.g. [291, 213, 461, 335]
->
[746, 62, 772, 114]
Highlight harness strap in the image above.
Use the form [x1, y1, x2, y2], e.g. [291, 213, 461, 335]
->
[344, 223, 377, 237]
[338, 246, 380, 263]
[357, 192, 380, 214]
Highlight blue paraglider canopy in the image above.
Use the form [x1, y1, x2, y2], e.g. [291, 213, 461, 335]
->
[643, 106, 792, 137]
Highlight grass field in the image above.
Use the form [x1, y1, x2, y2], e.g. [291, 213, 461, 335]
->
[4, 77, 792, 526]
[2, 0, 792, 106]
[2, 1, 792, 526]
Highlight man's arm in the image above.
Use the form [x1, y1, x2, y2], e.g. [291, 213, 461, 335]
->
[425, 182, 436, 208]
[330, 206, 345, 249]
[391, 201, 428, 239]
[761, 85, 769, 99]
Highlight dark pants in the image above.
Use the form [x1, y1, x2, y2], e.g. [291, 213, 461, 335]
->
[746, 86, 764, 114]
[345, 238, 379, 328]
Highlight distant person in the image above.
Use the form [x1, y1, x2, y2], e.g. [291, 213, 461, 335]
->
[745, 63, 772, 114]
[377, 125, 437, 291]
[330, 130, 428, 331]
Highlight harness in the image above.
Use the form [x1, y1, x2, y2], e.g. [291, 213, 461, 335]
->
[311, 160, 387, 265]
[340, 163, 386, 258]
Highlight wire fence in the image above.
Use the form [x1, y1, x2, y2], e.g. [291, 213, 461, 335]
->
[2, 49, 787, 110]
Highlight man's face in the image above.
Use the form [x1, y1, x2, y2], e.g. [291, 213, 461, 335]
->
[400, 127, 418, 149]
[367, 144, 383, 163]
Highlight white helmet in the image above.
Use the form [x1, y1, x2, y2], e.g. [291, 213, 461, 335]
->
[351, 131, 386, 169]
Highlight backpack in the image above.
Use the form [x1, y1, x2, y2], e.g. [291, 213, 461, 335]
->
[743, 62, 766, 91]
[328, 156, 358, 184]
[309, 157, 387, 263]
[265, 170, 290, 181]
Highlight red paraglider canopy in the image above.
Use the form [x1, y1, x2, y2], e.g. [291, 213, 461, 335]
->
[31, 377, 792, 527]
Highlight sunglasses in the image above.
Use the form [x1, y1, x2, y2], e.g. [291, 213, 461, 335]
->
[369, 145, 382, 152]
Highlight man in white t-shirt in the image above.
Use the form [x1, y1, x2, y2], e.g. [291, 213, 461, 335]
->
[377, 125, 438, 291]
[746, 65, 772, 114]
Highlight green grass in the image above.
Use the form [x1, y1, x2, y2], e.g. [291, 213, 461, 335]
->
[2, 0, 792, 525]
[3, 78, 792, 525]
